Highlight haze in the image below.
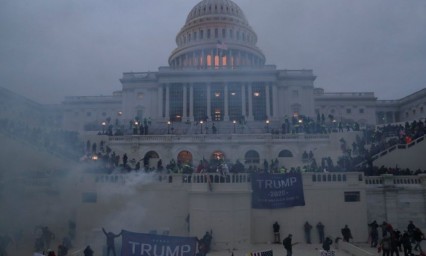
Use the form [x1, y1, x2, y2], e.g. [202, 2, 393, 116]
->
[0, 0, 425, 104]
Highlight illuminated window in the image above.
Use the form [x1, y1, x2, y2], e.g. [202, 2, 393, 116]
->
[222, 56, 227, 66]
[253, 92, 260, 97]
[214, 55, 219, 67]
[207, 55, 212, 66]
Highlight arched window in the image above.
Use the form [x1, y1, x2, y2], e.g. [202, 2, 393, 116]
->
[278, 150, 293, 157]
[245, 150, 259, 164]
[143, 151, 160, 168]
[177, 150, 193, 164]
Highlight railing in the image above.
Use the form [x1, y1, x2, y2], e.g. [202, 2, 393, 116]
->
[318, 92, 375, 97]
[365, 175, 423, 186]
[108, 133, 330, 143]
[91, 172, 426, 188]
[370, 135, 425, 161]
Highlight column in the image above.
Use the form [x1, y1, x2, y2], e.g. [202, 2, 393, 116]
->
[247, 83, 253, 120]
[182, 84, 187, 121]
[189, 84, 194, 121]
[265, 83, 270, 119]
[241, 83, 246, 118]
[158, 85, 163, 119]
[272, 82, 278, 120]
[165, 84, 170, 119]
[207, 83, 211, 120]
[224, 83, 229, 121]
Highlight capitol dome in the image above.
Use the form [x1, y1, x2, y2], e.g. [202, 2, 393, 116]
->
[169, 0, 266, 69]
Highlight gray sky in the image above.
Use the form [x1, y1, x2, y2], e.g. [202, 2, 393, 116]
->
[0, 0, 425, 104]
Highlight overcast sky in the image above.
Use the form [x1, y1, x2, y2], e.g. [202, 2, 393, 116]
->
[0, 0, 425, 104]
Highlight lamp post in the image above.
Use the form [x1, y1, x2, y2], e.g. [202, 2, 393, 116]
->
[167, 121, 171, 134]
[233, 120, 236, 133]
[266, 119, 270, 133]
[101, 121, 106, 134]
[200, 120, 204, 134]
[134, 121, 139, 135]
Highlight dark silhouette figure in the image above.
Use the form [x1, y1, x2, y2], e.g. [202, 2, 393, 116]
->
[304, 221, 312, 244]
[197, 230, 213, 256]
[102, 228, 122, 256]
[83, 245, 94, 256]
[341, 225, 353, 242]
[316, 222, 325, 243]
[273, 221, 281, 244]
[368, 220, 379, 247]
[322, 237, 333, 251]
[282, 234, 296, 256]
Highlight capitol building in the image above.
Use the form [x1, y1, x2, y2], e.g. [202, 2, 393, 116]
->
[61, 0, 425, 133]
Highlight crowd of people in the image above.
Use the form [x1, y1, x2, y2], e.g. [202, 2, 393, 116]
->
[370, 220, 425, 256]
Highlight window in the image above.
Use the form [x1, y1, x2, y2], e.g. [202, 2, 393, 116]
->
[278, 150, 293, 157]
[138, 92, 144, 99]
[346, 108, 351, 114]
[200, 30, 204, 39]
[86, 112, 91, 117]
[344, 191, 360, 202]
[215, 28, 218, 38]
[359, 108, 364, 114]
[245, 150, 260, 164]
[207, 29, 211, 39]
[82, 192, 97, 203]
[292, 90, 299, 97]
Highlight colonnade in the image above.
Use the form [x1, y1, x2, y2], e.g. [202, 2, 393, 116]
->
[170, 48, 264, 69]
[158, 82, 277, 122]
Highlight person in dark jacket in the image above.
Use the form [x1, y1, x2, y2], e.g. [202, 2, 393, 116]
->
[283, 234, 295, 256]
[322, 237, 333, 251]
[83, 246, 93, 256]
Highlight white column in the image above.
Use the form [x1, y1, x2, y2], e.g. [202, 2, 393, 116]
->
[189, 84, 194, 121]
[224, 83, 229, 121]
[265, 83, 270, 119]
[158, 85, 163, 119]
[182, 84, 187, 120]
[207, 83, 211, 120]
[248, 83, 253, 121]
[272, 82, 278, 120]
[241, 83, 246, 118]
[165, 84, 170, 119]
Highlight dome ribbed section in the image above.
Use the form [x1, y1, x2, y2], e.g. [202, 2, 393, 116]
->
[186, 0, 247, 25]
[168, 0, 265, 69]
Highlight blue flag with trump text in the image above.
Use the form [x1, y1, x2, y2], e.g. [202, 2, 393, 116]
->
[121, 230, 197, 256]
[251, 173, 305, 209]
